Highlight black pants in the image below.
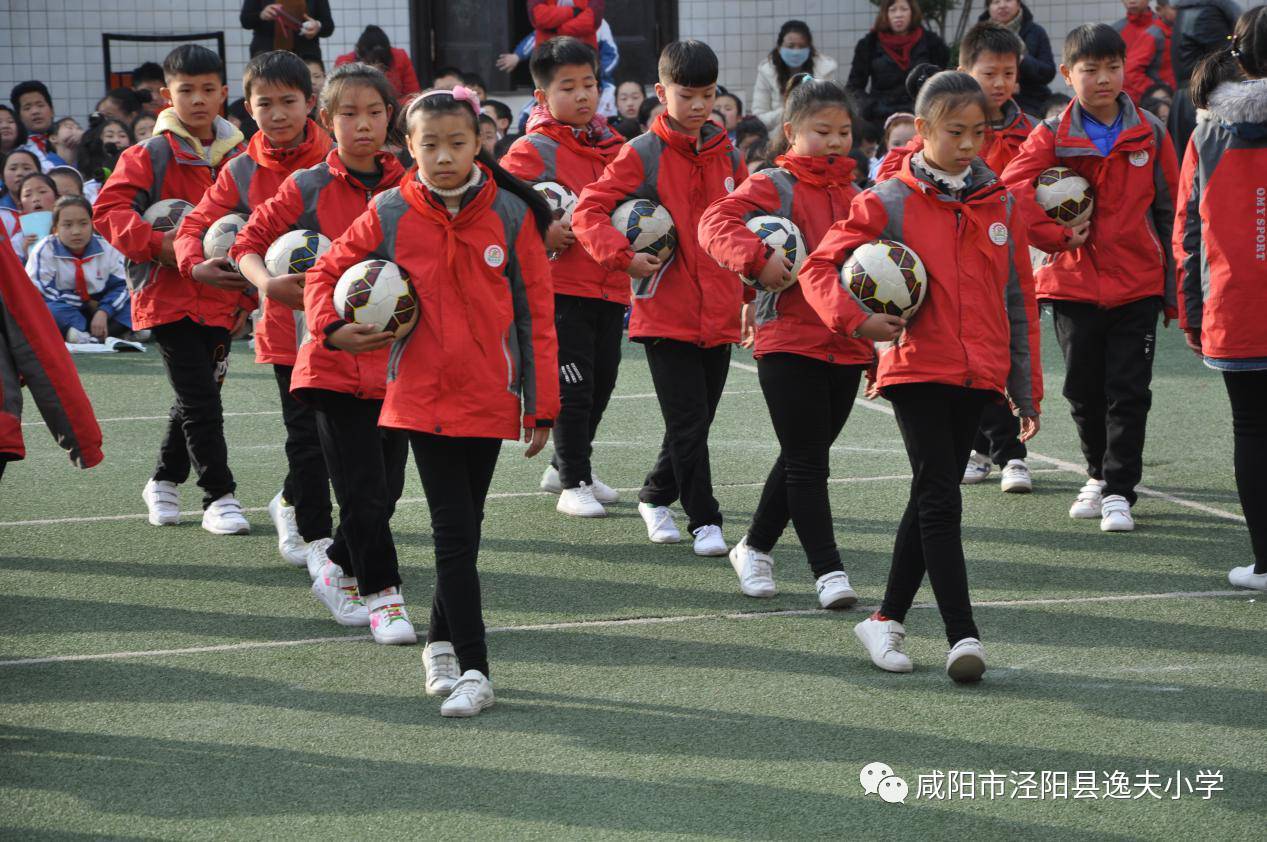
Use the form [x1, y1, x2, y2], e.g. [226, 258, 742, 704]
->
[880, 383, 990, 645]
[747, 354, 863, 578]
[311, 390, 408, 595]
[973, 400, 1026, 466]
[1224, 371, 1267, 573]
[273, 365, 333, 541]
[639, 339, 731, 533]
[550, 295, 625, 488]
[411, 432, 502, 678]
[151, 318, 235, 507]
[1051, 298, 1160, 504]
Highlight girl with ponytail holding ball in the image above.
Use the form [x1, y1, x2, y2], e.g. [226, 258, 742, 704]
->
[799, 70, 1043, 683]
[311, 85, 559, 717]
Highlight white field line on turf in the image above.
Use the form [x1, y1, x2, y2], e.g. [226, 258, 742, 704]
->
[0, 589, 1245, 668]
[729, 360, 1248, 525]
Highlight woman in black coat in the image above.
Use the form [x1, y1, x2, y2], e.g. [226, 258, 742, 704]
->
[847, 0, 951, 126]
[981, 0, 1056, 117]
[240, 1, 336, 62]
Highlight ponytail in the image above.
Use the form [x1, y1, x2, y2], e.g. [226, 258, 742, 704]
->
[1190, 50, 1243, 110]
[1191, 6, 1267, 110]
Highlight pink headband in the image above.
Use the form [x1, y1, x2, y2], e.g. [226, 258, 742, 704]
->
[420, 84, 481, 116]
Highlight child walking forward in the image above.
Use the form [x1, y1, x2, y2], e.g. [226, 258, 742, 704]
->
[801, 71, 1043, 682]
[311, 86, 558, 715]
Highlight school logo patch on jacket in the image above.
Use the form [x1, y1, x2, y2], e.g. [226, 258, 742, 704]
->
[484, 245, 505, 267]
[989, 222, 1009, 246]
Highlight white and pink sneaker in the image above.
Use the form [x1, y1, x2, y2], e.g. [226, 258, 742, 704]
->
[367, 588, 417, 645]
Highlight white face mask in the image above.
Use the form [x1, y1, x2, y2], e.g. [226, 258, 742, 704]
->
[780, 47, 811, 68]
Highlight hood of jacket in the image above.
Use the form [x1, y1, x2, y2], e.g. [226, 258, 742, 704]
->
[1208, 78, 1267, 139]
[154, 108, 245, 166]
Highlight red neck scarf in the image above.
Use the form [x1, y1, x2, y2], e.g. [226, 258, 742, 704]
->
[775, 152, 856, 189]
[248, 120, 332, 174]
[71, 254, 91, 302]
[876, 27, 924, 72]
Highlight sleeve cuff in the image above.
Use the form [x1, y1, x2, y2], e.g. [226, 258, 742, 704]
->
[525, 416, 554, 428]
[321, 319, 348, 350]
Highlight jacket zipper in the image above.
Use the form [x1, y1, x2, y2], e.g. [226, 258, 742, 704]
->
[955, 208, 972, 386]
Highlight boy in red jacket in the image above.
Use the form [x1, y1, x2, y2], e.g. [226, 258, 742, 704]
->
[94, 45, 250, 536]
[501, 37, 625, 518]
[1114, 0, 1176, 103]
[573, 39, 748, 556]
[1003, 24, 1179, 534]
[175, 50, 333, 568]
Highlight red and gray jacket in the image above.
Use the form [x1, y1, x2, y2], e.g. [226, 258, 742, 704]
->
[1002, 94, 1180, 317]
[800, 154, 1043, 416]
[234, 150, 406, 400]
[93, 110, 246, 331]
[176, 121, 332, 365]
[1, 238, 103, 467]
[500, 117, 627, 302]
[530, 0, 603, 48]
[1115, 10, 1176, 102]
[698, 152, 872, 365]
[572, 114, 748, 348]
[876, 100, 1035, 184]
[1173, 79, 1267, 361]
[308, 167, 559, 440]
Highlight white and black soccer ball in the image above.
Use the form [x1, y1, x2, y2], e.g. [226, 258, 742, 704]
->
[743, 214, 807, 288]
[533, 181, 579, 225]
[1034, 166, 1094, 227]
[612, 198, 676, 262]
[333, 259, 418, 338]
[142, 199, 194, 232]
[841, 239, 928, 319]
[202, 213, 247, 263]
[266, 229, 332, 277]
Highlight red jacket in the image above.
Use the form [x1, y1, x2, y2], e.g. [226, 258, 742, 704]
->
[94, 113, 247, 331]
[800, 155, 1043, 415]
[1115, 11, 1176, 103]
[308, 167, 559, 439]
[530, 0, 603, 48]
[176, 122, 332, 366]
[0, 238, 103, 467]
[876, 100, 1035, 184]
[500, 116, 626, 302]
[573, 114, 748, 347]
[699, 152, 872, 365]
[1002, 95, 1180, 317]
[234, 150, 406, 399]
[1173, 79, 1267, 361]
[335, 48, 420, 104]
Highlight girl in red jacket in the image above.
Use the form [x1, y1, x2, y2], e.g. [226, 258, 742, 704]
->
[233, 64, 413, 643]
[1173, 7, 1267, 591]
[800, 71, 1043, 683]
[310, 87, 558, 716]
[699, 79, 903, 606]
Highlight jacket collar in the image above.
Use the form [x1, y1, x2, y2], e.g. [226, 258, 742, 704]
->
[154, 107, 245, 166]
[1052, 94, 1152, 157]
[650, 113, 734, 159]
[50, 236, 104, 260]
[775, 152, 856, 188]
[1208, 79, 1267, 139]
[325, 148, 407, 192]
[247, 120, 332, 173]
[898, 152, 1004, 205]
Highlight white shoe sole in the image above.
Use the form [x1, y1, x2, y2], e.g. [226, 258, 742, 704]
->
[947, 652, 986, 683]
[1001, 480, 1032, 494]
[819, 587, 858, 610]
[202, 521, 250, 536]
[739, 581, 776, 598]
[649, 531, 681, 544]
[426, 679, 459, 697]
[557, 500, 607, 518]
[1101, 519, 1135, 533]
[372, 628, 419, 645]
[961, 473, 990, 486]
[147, 511, 180, 526]
[1070, 506, 1101, 519]
[441, 698, 495, 718]
[695, 544, 729, 558]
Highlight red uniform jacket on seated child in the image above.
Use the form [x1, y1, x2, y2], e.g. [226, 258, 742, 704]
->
[233, 150, 406, 400]
[1001, 94, 1180, 318]
[500, 105, 627, 303]
[94, 108, 246, 331]
[698, 151, 873, 365]
[308, 165, 560, 439]
[800, 154, 1043, 416]
[572, 113, 748, 348]
[176, 121, 332, 366]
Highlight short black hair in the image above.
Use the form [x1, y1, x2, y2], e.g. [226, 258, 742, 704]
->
[10, 80, 52, 111]
[132, 62, 165, 85]
[483, 98, 513, 126]
[734, 115, 768, 147]
[460, 71, 487, 92]
[478, 113, 497, 130]
[715, 85, 744, 114]
[530, 36, 599, 89]
[637, 94, 664, 126]
[960, 22, 1025, 69]
[355, 26, 394, 67]
[658, 40, 719, 88]
[243, 50, 313, 100]
[433, 65, 463, 82]
[101, 87, 142, 116]
[163, 44, 224, 82]
[1063, 23, 1127, 66]
[853, 118, 881, 144]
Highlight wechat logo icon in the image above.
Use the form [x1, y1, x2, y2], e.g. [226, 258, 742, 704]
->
[860, 761, 909, 804]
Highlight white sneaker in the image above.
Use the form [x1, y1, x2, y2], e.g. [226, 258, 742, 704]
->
[962, 451, 992, 485]
[1228, 564, 1267, 591]
[422, 641, 462, 696]
[542, 464, 620, 504]
[1000, 459, 1033, 494]
[1100, 494, 1135, 532]
[854, 616, 914, 673]
[639, 502, 681, 544]
[65, 327, 98, 344]
[728, 537, 776, 597]
[1069, 479, 1106, 519]
[557, 483, 607, 518]
[815, 571, 858, 609]
[946, 637, 987, 683]
[202, 494, 250, 535]
[440, 670, 495, 717]
[692, 524, 728, 557]
[305, 537, 334, 581]
[590, 475, 619, 504]
[142, 478, 181, 526]
[311, 560, 369, 626]
[539, 464, 563, 494]
[367, 589, 417, 645]
[268, 491, 308, 566]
